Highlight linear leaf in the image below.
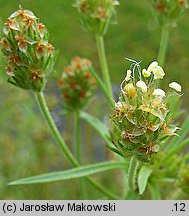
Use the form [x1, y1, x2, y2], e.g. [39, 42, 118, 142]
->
[8, 161, 127, 185]
[80, 111, 112, 146]
[138, 166, 153, 195]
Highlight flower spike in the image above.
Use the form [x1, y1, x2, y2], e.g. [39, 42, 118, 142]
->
[0, 8, 57, 92]
[110, 59, 182, 162]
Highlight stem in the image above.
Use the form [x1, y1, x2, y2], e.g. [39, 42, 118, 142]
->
[35, 91, 78, 167]
[35, 91, 119, 199]
[158, 23, 170, 67]
[74, 111, 81, 162]
[127, 156, 139, 192]
[96, 34, 113, 99]
[89, 67, 114, 107]
[74, 111, 88, 199]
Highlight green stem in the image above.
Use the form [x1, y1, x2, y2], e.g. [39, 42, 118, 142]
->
[74, 111, 81, 162]
[158, 23, 170, 67]
[89, 67, 114, 107]
[35, 91, 119, 199]
[74, 111, 88, 199]
[127, 156, 139, 192]
[96, 34, 113, 99]
[35, 91, 78, 167]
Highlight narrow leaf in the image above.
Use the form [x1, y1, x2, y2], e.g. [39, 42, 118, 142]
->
[80, 111, 112, 146]
[8, 161, 127, 185]
[138, 166, 153, 195]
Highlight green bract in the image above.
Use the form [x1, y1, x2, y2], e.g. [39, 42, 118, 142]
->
[0, 8, 57, 92]
[110, 60, 182, 163]
[74, 0, 119, 35]
[58, 56, 97, 112]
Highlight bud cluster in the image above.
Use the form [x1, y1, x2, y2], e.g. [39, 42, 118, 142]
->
[150, 0, 188, 25]
[0, 8, 56, 92]
[74, 0, 119, 35]
[110, 60, 182, 162]
[58, 56, 97, 112]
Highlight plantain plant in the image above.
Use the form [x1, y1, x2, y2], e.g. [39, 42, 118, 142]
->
[1, 1, 189, 200]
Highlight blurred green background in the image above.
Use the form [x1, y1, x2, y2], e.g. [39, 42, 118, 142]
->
[0, 0, 189, 199]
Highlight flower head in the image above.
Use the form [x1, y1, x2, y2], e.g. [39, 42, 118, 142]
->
[74, 0, 119, 35]
[110, 59, 181, 162]
[150, 0, 188, 26]
[0, 8, 57, 92]
[58, 56, 97, 111]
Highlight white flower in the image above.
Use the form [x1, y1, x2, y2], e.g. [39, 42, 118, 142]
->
[147, 61, 158, 73]
[146, 61, 165, 80]
[142, 69, 151, 77]
[152, 65, 165, 80]
[125, 69, 132, 81]
[136, 80, 147, 92]
[152, 88, 166, 97]
[169, 82, 182, 92]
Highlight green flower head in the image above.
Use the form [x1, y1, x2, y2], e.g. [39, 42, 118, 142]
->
[58, 56, 97, 112]
[110, 59, 182, 163]
[74, 0, 119, 35]
[150, 0, 188, 26]
[0, 7, 57, 92]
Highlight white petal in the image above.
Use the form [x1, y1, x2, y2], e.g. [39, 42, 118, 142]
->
[153, 66, 165, 80]
[147, 61, 158, 72]
[152, 88, 166, 97]
[169, 82, 182, 92]
[126, 69, 132, 81]
[136, 80, 147, 92]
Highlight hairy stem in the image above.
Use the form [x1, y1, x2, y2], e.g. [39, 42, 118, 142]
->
[35, 91, 78, 166]
[158, 23, 170, 67]
[128, 156, 139, 192]
[35, 91, 119, 199]
[96, 34, 113, 99]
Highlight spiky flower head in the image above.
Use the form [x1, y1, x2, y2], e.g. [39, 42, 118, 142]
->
[0, 7, 57, 92]
[150, 0, 188, 26]
[74, 0, 119, 35]
[58, 56, 97, 112]
[110, 59, 182, 163]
